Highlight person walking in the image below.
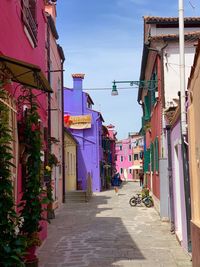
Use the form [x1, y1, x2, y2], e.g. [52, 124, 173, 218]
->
[139, 172, 144, 187]
[111, 171, 121, 195]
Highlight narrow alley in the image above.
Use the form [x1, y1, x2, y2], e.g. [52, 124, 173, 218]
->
[37, 182, 192, 267]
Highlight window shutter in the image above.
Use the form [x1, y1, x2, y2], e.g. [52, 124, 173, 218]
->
[155, 137, 159, 172]
[144, 96, 150, 121]
[29, 0, 37, 21]
[144, 148, 150, 173]
[150, 142, 154, 172]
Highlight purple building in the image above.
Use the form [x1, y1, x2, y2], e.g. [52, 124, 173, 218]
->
[170, 108, 189, 252]
[64, 74, 104, 192]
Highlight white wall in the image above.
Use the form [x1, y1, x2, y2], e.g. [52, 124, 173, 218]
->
[150, 25, 200, 36]
[163, 44, 195, 107]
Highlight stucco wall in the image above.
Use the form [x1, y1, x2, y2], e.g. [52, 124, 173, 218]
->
[164, 45, 195, 107]
[0, 0, 48, 241]
[64, 81, 103, 192]
[171, 120, 188, 251]
[116, 139, 133, 180]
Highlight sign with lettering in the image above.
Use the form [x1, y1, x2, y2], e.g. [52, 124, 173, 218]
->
[64, 114, 92, 129]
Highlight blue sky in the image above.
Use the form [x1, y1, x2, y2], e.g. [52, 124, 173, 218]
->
[56, 0, 200, 140]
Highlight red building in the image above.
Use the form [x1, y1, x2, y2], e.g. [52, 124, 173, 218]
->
[138, 17, 162, 209]
[101, 124, 117, 189]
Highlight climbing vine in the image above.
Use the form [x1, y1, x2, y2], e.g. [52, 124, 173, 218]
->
[18, 89, 49, 248]
[0, 85, 25, 266]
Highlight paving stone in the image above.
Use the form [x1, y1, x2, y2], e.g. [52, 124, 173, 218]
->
[37, 182, 192, 267]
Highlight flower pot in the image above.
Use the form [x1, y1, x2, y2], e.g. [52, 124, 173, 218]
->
[24, 246, 39, 267]
[25, 246, 37, 261]
[24, 258, 38, 267]
[47, 202, 55, 219]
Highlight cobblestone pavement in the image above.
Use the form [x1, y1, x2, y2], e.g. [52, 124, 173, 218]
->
[37, 182, 192, 267]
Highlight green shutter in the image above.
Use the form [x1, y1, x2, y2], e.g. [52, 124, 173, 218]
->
[150, 142, 154, 172]
[144, 95, 150, 121]
[144, 148, 150, 173]
[155, 137, 159, 172]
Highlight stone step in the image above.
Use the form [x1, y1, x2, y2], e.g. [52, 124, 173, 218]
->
[65, 190, 89, 202]
[66, 190, 87, 197]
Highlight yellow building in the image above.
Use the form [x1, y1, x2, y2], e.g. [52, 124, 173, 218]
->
[64, 129, 78, 192]
[187, 40, 200, 267]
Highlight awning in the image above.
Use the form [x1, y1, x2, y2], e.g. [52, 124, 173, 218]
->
[128, 165, 142, 170]
[0, 54, 52, 93]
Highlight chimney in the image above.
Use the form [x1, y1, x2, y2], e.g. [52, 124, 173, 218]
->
[72, 74, 85, 90]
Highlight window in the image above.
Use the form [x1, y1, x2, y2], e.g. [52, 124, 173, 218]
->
[129, 169, 132, 174]
[129, 144, 131, 149]
[120, 156, 123, 162]
[73, 155, 76, 175]
[115, 155, 117, 161]
[150, 70, 158, 107]
[129, 155, 132, 161]
[119, 145, 122, 151]
[134, 154, 139, 160]
[87, 101, 92, 109]
[70, 153, 72, 175]
[67, 152, 69, 175]
[140, 151, 143, 159]
[59, 148, 62, 175]
[21, 0, 38, 47]
[120, 168, 123, 174]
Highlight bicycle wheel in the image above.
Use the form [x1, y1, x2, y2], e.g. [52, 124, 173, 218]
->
[143, 197, 153, 208]
[129, 197, 137, 207]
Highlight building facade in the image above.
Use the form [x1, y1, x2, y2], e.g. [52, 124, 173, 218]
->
[138, 16, 200, 252]
[116, 138, 133, 181]
[64, 129, 78, 192]
[45, 2, 65, 210]
[187, 39, 200, 267]
[0, 0, 55, 243]
[129, 132, 143, 180]
[101, 124, 117, 189]
[64, 74, 104, 192]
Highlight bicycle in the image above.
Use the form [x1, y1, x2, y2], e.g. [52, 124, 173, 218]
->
[129, 193, 153, 208]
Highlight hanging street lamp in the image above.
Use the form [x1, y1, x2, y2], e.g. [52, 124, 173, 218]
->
[111, 79, 157, 96]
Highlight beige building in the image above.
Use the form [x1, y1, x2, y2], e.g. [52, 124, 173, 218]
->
[129, 133, 144, 181]
[64, 129, 78, 192]
[187, 40, 200, 267]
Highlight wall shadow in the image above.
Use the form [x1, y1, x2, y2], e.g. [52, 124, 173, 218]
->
[37, 193, 145, 267]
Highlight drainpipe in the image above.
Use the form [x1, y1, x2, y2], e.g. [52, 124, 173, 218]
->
[166, 125, 175, 233]
[178, 91, 192, 252]
[61, 59, 65, 203]
[57, 45, 65, 203]
[46, 16, 55, 220]
[178, 1, 191, 252]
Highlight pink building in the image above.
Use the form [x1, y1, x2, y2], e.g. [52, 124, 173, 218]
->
[45, 3, 65, 212]
[0, 0, 55, 247]
[116, 138, 133, 181]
